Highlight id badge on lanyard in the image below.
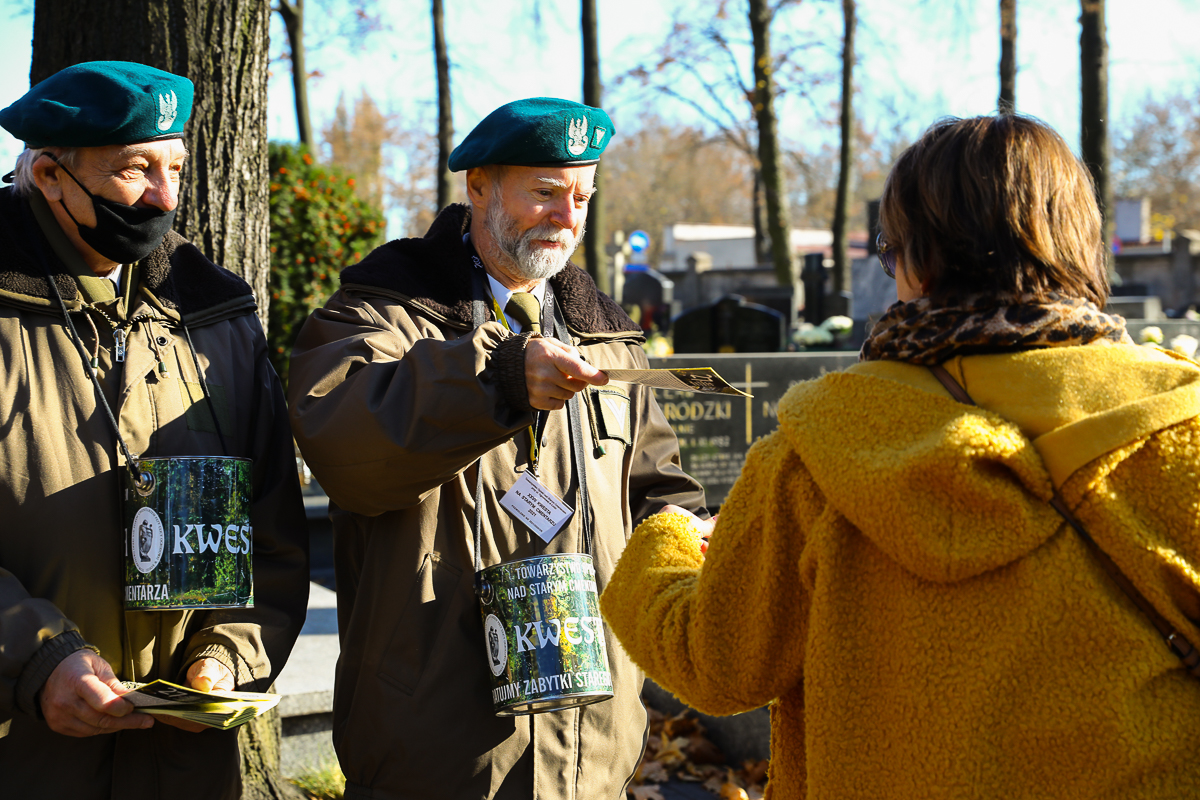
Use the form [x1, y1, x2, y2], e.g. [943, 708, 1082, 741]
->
[486, 283, 573, 543]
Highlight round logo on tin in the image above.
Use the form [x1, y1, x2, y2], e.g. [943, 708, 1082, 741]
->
[131, 507, 165, 574]
[484, 614, 507, 677]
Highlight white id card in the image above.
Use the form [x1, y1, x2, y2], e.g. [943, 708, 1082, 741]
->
[499, 471, 574, 543]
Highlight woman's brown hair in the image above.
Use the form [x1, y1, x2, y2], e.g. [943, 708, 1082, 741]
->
[878, 115, 1109, 306]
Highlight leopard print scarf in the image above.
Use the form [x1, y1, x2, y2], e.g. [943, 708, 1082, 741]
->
[859, 294, 1132, 365]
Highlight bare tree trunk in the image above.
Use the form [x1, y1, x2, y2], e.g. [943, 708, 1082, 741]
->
[752, 168, 769, 265]
[999, 0, 1017, 113]
[278, 0, 313, 149]
[581, 0, 608, 294]
[32, 0, 272, 330]
[1080, 0, 1111, 260]
[832, 0, 855, 296]
[747, 0, 795, 293]
[433, 0, 453, 212]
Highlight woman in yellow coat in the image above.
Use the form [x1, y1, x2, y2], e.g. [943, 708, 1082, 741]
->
[601, 115, 1200, 799]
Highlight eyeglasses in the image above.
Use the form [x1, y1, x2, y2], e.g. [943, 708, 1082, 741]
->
[876, 232, 897, 279]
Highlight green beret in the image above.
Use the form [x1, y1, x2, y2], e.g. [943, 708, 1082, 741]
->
[0, 61, 194, 148]
[448, 97, 614, 172]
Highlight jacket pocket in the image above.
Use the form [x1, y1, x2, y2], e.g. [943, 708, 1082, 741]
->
[590, 386, 632, 447]
[377, 552, 462, 695]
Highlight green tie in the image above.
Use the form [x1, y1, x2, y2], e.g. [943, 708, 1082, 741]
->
[505, 292, 541, 334]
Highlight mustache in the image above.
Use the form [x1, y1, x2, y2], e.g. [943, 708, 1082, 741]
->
[523, 224, 575, 246]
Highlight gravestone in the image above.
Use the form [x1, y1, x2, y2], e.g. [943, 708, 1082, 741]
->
[647, 351, 859, 507]
[801, 253, 828, 323]
[673, 295, 784, 353]
[1106, 296, 1163, 320]
[622, 267, 675, 332]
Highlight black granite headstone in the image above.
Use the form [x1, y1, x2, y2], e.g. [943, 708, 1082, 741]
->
[672, 294, 784, 353]
[801, 253, 827, 324]
[622, 268, 675, 332]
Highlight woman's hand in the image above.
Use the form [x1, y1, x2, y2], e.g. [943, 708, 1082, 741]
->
[657, 504, 717, 554]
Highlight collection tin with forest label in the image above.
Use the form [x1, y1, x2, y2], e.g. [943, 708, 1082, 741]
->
[123, 456, 254, 610]
[477, 553, 614, 715]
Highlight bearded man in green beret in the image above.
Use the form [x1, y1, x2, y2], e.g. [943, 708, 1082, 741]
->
[288, 97, 706, 799]
[0, 61, 309, 798]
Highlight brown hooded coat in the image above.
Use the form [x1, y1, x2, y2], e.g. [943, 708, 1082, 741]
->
[0, 186, 309, 799]
[288, 203, 706, 800]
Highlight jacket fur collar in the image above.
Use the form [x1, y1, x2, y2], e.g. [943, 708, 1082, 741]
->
[340, 203, 641, 335]
[0, 186, 253, 317]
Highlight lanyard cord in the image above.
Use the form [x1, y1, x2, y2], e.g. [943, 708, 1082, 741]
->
[30, 238, 152, 493]
[180, 320, 231, 457]
[555, 303, 596, 559]
[470, 271, 595, 583]
[484, 286, 544, 467]
[166, 263, 231, 458]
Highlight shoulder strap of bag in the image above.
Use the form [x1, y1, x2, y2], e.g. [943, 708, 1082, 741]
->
[928, 363, 1200, 679]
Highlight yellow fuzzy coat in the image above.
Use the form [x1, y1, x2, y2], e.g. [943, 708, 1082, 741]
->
[602, 344, 1200, 799]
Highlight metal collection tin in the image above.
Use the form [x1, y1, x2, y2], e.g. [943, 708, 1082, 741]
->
[477, 554, 614, 715]
[123, 456, 254, 610]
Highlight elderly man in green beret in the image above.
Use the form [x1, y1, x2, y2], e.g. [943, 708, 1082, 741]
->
[289, 97, 706, 798]
[0, 61, 308, 798]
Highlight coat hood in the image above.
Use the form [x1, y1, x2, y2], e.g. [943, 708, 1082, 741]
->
[779, 345, 1200, 584]
[340, 202, 641, 336]
[0, 186, 254, 322]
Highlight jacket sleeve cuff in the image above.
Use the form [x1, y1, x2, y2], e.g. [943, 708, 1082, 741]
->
[491, 331, 538, 414]
[15, 630, 91, 718]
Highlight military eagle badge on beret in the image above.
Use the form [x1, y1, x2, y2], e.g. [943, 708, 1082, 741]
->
[157, 90, 179, 132]
[566, 118, 589, 157]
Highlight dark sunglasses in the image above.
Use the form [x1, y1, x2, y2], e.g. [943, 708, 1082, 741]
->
[876, 232, 896, 279]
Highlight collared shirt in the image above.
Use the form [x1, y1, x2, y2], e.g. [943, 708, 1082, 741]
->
[464, 231, 547, 334]
[485, 272, 547, 335]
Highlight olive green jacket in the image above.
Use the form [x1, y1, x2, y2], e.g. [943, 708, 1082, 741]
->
[288, 204, 706, 800]
[0, 187, 309, 799]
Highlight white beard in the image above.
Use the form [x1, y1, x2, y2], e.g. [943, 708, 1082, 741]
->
[483, 202, 584, 282]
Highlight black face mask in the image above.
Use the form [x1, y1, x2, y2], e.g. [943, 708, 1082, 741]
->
[48, 155, 177, 264]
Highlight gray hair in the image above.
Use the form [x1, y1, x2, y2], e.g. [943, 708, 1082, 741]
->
[10, 146, 79, 197]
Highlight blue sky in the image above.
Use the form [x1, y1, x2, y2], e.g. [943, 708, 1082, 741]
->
[1, 0, 1197, 177]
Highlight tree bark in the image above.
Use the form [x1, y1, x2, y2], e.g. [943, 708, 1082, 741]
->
[237, 694, 306, 800]
[31, 0, 273, 330]
[832, 0, 855, 296]
[999, 0, 1017, 114]
[432, 0, 453, 212]
[747, 0, 796, 294]
[752, 168, 769, 265]
[1080, 0, 1111, 257]
[277, 0, 314, 149]
[581, 0, 608, 295]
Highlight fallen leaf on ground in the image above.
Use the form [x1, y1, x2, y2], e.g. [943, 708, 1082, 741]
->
[629, 785, 665, 800]
[719, 784, 749, 800]
[741, 759, 769, 786]
[627, 696, 770, 799]
[687, 732, 725, 765]
[655, 736, 691, 767]
[638, 759, 670, 784]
